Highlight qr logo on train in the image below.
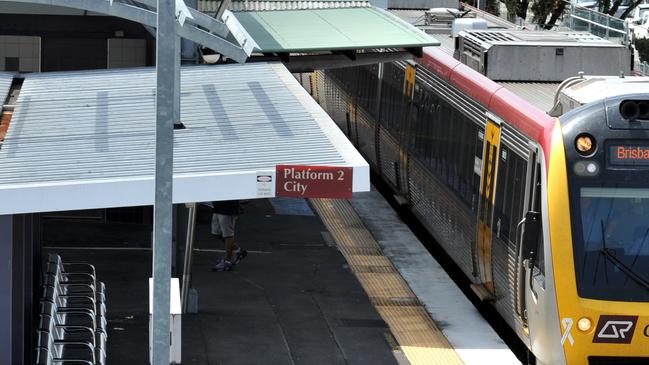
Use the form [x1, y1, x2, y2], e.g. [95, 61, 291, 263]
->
[593, 315, 638, 344]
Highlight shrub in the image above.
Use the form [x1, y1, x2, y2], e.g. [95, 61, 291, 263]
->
[637, 38, 649, 63]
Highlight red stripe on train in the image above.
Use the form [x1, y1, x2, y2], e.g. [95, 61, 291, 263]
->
[420, 47, 556, 167]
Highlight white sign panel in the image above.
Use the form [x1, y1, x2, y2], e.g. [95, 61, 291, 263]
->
[256, 171, 275, 198]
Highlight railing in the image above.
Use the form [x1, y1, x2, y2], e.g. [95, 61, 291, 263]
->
[35, 254, 107, 365]
[635, 60, 649, 75]
[566, 4, 630, 46]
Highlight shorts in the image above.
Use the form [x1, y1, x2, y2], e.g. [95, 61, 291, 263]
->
[211, 213, 237, 238]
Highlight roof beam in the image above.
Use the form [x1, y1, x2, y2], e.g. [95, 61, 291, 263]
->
[1, 0, 251, 62]
[405, 47, 424, 58]
[130, 0, 230, 37]
[255, 51, 414, 73]
[333, 50, 357, 61]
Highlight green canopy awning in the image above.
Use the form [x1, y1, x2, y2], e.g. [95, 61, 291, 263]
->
[234, 7, 439, 53]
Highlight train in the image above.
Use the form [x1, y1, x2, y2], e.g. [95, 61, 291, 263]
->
[308, 31, 649, 364]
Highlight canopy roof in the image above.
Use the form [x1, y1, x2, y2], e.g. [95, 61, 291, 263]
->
[200, 0, 370, 12]
[233, 7, 439, 53]
[0, 63, 369, 215]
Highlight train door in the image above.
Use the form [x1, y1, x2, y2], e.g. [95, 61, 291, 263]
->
[398, 61, 417, 201]
[522, 158, 555, 364]
[473, 115, 502, 298]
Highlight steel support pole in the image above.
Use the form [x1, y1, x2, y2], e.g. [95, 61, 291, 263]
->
[152, 0, 175, 364]
[175, 35, 181, 123]
[181, 203, 197, 312]
[0, 215, 12, 365]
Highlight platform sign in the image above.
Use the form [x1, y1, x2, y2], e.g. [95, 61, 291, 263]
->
[276, 165, 353, 199]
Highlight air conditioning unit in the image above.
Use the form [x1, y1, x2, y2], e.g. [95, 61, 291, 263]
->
[550, 75, 649, 116]
[455, 30, 632, 82]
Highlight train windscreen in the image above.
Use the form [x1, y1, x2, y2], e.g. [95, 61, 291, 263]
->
[573, 187, 649, 301]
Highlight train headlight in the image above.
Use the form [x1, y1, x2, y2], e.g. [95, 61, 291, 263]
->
[586, 162, 598, 174]
[577, 317, 593, 332]
[575, 134, 596, 156]
[574, 161, 599, 176]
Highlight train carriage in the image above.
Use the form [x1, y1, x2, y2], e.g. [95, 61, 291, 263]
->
[311, 37, 649, 365]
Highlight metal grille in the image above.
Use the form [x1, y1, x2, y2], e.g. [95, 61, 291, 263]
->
[378, 129, 400, 188]
[468, 31, 517, 43]
[408, 157, 476, 279]
[491, 236, 520, 328]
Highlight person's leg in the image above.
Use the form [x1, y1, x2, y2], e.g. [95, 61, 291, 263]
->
[224, 236, 236, 262]
[219, 214, 237, 262]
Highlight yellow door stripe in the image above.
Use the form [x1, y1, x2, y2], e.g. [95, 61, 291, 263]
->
[477, 119, 501, 292]
[405, 63, 416, 99]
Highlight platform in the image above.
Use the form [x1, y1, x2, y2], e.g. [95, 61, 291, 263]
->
[41, 190, 520, 364]
[346, 189, 521, 365]
[41, 198, 400, 365]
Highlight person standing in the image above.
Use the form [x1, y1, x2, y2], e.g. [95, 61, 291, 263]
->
[211, 200, 247, 271]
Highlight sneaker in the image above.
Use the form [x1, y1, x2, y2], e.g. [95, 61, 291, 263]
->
[233, 249, 248, 265]
[212, 260, 233, 271]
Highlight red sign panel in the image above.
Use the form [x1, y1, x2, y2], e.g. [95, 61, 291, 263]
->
[276, 165, 353, 199]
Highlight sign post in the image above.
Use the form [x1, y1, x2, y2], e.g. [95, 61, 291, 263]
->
[151, 0, 190, 364]
[276, 165, 353, 199]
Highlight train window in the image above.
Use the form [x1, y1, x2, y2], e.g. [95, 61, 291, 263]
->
[412, 87, 430, 164]
[493, 148, 528, 243]
[405, 92, 479, 211]
[533, 173, 545, 277]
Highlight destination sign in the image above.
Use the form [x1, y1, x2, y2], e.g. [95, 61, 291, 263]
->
[609, 144, 649, 166]
[275, 165, 353, 199]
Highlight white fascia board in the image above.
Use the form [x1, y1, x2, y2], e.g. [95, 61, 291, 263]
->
[0, 165, 367, 215]
[0, 172, 251, 215]
[0, 177, 152, 215]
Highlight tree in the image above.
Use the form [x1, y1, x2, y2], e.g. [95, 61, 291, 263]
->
[531, 0, 567, 29]
[637, 38, 649, 63]
[619, 0, 644, 19]
[505, 0, 531, 21]
[486, 0, 501, 16]
[598, 0, 644, 18]
[543, 0, 568, 29]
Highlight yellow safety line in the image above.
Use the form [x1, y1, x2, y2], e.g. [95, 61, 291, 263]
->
[311, 199, 465, 365]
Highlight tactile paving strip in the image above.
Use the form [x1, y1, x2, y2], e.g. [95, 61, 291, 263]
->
[311, 198, 465, 365]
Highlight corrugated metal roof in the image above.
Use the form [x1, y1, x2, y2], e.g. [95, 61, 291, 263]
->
[500, 82, 560, 113]
[0, 73, 12, 103]
[200, 0, 369, 12]
[234, 7, 439, 53]
[0, 63, 369, 214]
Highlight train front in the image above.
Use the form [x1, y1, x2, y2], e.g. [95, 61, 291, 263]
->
[550, 78, 649, 364]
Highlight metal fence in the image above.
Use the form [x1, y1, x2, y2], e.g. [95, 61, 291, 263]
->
[636, 60, 649, 75]
[566, 4, 629, 46]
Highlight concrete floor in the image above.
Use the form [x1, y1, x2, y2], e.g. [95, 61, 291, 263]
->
[42, 198, 400, 365]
